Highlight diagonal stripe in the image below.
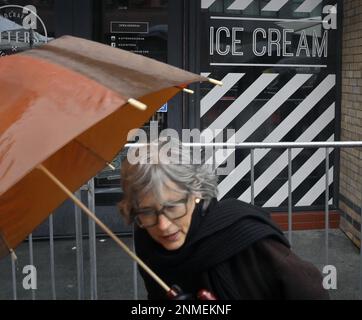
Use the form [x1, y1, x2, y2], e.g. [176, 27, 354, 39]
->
[201, 73, 245, 117]
[227, 0, 254, 10]
[203, 74, 279, 141]
[211, 74, 312, 170]
[217, 75, 336, 199]
[264, 134, 334, 207]
[262, 0, 289, 11]
[295, 0, 323, 13]
[238, 103, 335, 203]
[296, 167, 333, 206]
[204, 74, 311, 166]
[201, 0, 218, 9]
[233, 74, 312, 142]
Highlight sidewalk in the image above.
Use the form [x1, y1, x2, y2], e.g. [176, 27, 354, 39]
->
[0, 229, 360, 300]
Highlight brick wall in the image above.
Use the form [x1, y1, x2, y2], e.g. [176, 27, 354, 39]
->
[339, 0, 362, 248]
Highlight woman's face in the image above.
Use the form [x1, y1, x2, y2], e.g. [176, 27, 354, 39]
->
[136, 179, 198, 251]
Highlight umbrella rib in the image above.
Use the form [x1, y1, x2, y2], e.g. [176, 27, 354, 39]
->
[36, 164, 172, 294]
[73, 139, 115, 171]
[0, 229, 18, 261]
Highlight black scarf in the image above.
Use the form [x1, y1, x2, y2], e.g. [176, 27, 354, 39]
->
[135, 198, 289, 299]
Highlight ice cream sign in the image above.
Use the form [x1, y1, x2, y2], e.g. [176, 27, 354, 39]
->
[205, 4, 337, 67]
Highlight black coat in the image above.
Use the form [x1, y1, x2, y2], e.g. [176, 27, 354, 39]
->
[199, 237, 329, 299]
[135, 198, 329, 300]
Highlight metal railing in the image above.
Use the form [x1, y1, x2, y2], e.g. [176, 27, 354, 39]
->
[5, 141, 362, 300]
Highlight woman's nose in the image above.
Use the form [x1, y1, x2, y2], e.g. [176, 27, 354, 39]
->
[157, 214, 172, 230]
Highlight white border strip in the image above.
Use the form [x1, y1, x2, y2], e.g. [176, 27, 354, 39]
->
[210, 63, 327, 68]
[210, 16, 323, 23]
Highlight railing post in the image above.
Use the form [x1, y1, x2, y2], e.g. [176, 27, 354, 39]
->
[49, 214, 56, 300]
[74, 190, 85, 300]
[132, 225, 138, 300]
[28, 233, 35, 300]
[87, 179, 98, 300]
[11, 254, 17, 300]
[325, 147, 329, 265]
[288, 148, 293, 245]
[250, 148, 255, 205]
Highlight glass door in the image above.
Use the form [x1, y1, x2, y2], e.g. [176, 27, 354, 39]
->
[94, 0, 173, 203]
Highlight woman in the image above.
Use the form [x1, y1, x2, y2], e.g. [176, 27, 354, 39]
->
[119, 138, 329, 300]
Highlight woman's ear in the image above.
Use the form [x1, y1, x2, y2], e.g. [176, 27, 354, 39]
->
[192, 191, 202, 204]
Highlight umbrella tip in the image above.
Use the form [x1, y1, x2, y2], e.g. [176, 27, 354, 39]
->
[106, 162, 116, 171]
[182, 88, 194, 94]
[208, 78, 223, 86]
[10, 249, 17, 261]
[128, 98, 148, 111]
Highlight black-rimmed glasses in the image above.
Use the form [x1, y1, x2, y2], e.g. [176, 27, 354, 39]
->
[132, 197, 189, 228]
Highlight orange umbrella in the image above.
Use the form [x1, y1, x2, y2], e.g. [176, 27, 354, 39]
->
[0, 35, 221, 297]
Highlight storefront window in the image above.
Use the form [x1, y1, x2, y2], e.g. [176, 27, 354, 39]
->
[0, 0, 54, 57]
[200, 0, 339, 209]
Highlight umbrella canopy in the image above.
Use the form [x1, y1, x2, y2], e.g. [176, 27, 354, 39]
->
[0, 35, 209, 261]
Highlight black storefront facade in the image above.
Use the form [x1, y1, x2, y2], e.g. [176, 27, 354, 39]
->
[0, 0, 342, 237]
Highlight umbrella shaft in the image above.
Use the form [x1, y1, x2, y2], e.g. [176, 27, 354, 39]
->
[37, 164, 170, 293]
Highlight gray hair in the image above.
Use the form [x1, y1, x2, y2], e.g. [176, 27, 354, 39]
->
[119, 138, 218, 223]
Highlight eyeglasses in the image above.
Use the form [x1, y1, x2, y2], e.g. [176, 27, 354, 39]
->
[132, 197, 189, 228]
